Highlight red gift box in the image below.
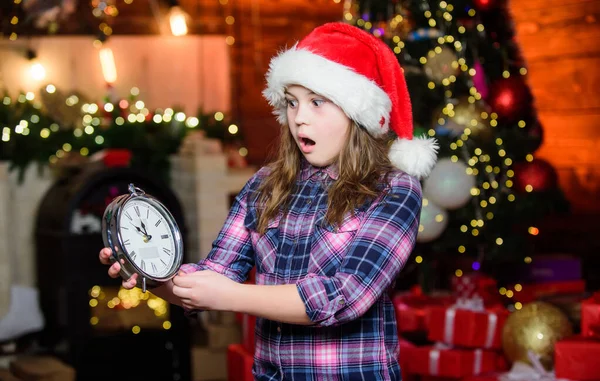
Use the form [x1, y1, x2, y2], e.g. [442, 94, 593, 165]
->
[510, 280, 586, 304]
[241, 313, 256, 353]
[461, 373, 507, 381]
[555, 335, 600, 380]
[399, 338, 417, 381]
[581, 293, 600, 339]
[427, 306, 509, 350]
[406, 346, 497, 378]
[392, 291, 454, 333]
[227, 344, 254, 381]
[451, 273, 501, 306]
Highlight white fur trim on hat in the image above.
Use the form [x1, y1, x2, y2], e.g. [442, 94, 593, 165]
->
[262, 45, 392, 137]
[389, 136, 439, 179]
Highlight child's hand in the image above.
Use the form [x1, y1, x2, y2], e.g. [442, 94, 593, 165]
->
[98, 247, 138, 289]
[171, 270, 238, 311]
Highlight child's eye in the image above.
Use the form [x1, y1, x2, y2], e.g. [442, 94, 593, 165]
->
[286, 99, 298, 108]
[312, 99, 325, 107]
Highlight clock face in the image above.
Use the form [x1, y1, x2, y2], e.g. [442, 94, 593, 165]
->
[117, 198, 178, 279]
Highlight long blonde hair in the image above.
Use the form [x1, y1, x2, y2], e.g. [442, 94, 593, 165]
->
[255, 122, 396, 234]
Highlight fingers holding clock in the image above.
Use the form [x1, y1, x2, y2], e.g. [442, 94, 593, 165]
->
[171, 271, 236, 311]
[103, 253, 137, 289]
[99, 248, 113, 265]
[122, 273, 138, 289]
[108, 259, 122, 278]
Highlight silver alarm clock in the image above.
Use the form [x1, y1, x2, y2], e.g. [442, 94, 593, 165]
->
[102, 183, 184, 292]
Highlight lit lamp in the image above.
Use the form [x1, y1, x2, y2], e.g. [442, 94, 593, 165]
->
[99, 47, 117, 84]
[27, 49, 46, 81]
[167, 1, 189, 36]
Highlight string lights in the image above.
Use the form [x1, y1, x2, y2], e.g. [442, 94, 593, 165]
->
[0, 85, 247, 170]
[220, 0, 236, 46]
[345, 1, 540, 306]
[88, 285, 172, 331]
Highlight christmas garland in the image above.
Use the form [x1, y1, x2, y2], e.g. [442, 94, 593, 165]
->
[0, 85, 246, 183]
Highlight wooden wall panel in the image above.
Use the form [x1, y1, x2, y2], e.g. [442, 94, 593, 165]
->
[227, 0, 344, 165]
[528, 56, 600, 111]
[509, 0, 600, 216]
[509, 0, 600, 256]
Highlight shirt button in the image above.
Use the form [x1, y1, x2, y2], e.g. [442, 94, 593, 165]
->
[306, 199, 312, 205]
[338, 298, 345, 305]
[277, 325, 281, 333]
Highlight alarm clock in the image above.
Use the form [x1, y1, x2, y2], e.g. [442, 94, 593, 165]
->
[102, 183, 184, 292]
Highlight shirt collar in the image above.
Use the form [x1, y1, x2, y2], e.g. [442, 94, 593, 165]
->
[299, 159, 339, 181]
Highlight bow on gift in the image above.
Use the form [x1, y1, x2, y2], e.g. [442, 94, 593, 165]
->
[499, 351, 571, 381]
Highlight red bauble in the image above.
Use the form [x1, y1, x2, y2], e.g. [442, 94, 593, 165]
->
[512, 158, 558, 193]
[487, 76, 533, 122]
[473, 0, 499, 11]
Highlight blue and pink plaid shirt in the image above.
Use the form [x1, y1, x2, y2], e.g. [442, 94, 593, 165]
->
[181, 160, 422, 380]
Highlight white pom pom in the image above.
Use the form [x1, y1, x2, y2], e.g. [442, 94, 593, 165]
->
[389, 136, 439, 179]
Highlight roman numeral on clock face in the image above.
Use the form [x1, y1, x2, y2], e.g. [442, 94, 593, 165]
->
[134, 206, 140, 217]
[151, 263, 157, 272]
[141, 260, 146, 271]
[155, 219, 162, 227]
[125, 212, 132, 221]
[123, 239, 130, 245]
[131, 251, 136, 260]
[161, 234, 169, 239]
[162, 247, 171, 256]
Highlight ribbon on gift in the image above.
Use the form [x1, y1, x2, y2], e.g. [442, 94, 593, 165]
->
[499, 351, 572, 381]
[443, 296, 498, 348]
[428, 342, 483, 376]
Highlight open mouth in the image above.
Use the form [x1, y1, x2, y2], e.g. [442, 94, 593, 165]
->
[298, 136, 316, 153]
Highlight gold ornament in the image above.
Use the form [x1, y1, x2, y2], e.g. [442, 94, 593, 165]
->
[423, 46, 459, 84]
[435, 98, 493, 142]
[502, 301, 573, 371]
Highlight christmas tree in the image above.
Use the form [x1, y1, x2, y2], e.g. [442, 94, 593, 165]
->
[343, 0, 570, 290]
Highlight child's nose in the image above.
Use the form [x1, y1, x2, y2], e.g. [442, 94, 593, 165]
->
[293, 102, 310, 126]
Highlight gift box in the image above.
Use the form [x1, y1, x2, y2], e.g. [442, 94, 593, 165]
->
[240, 313, 256, 353]
[227, 344, 254, 381]
[555, 335, 600, 380]
[509, 280, 586, 304]
[405, 346, 498, 378]
[392, 291, 454, 333]
[581, 293, 600, 339]
[460, 374, 501, 381]
[426, 306, 509, 350]
[451, 273, 501, 307]
[399, 338, 417, 381]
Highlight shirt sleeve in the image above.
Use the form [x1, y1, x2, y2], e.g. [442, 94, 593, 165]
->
[295, 173, 422, 327]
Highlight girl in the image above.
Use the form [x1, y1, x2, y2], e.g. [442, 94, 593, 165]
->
[99, 22, 438, 380]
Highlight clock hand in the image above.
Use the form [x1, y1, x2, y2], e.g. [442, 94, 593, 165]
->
[140, 220, 148, 234]
[140, 220, 152, 241]
[131, 223, 148, 238]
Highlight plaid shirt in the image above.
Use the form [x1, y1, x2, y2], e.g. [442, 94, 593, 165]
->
[181, 161, 422, 380]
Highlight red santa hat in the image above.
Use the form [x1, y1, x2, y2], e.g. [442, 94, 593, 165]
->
[262, 22, 439, 179]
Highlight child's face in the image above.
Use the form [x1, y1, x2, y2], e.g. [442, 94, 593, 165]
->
[285, 85, 351, 167]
